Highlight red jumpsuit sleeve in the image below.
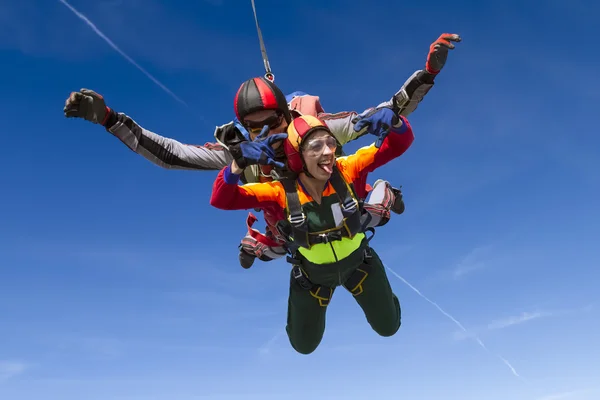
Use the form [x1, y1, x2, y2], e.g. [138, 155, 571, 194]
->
[336, 115, 415, 183]
[210, 166, 286, 212]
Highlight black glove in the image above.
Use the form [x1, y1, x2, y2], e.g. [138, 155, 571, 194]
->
[63, 88, 111, 125]
[214, 121, 248, 148]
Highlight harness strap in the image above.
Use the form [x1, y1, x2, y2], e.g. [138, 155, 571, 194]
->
[343, 246, 374, 296]
[279, 167, 366, 250]
[290, 246, 374, 303]
[290, 264, 334, 307]
[328, 167, 363, 236]
[280, 178, 310, 249]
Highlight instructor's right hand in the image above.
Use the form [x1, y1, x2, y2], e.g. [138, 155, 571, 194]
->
[64, 88, 109, 125]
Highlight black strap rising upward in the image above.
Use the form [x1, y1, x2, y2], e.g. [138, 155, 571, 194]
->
[250, 0, 274, 82]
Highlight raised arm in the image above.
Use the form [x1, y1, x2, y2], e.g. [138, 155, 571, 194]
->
[378, 33, 462, 117]
[309, 33, 460, 146]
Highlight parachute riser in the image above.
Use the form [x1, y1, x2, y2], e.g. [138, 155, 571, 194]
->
[250, 0, 275, 82]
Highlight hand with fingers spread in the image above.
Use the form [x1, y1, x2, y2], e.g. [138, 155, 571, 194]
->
[425, 33, 462, 74]
[63, 88, 111, 125]
[229, 125, 288, 170]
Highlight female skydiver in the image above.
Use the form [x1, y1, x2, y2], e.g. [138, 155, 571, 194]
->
[209, 111, 414, 354]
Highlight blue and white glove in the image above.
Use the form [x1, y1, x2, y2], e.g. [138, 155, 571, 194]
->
[229, 125, 287, 169]
[352, 107, 406, 147]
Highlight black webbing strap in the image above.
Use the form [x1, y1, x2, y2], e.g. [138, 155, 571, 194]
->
[280, 178, 310, 249]
[328, 167, 363, 237]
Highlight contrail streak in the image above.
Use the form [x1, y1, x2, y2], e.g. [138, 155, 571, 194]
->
[384, 264, 525, 381]
[58, 0, 187, 107]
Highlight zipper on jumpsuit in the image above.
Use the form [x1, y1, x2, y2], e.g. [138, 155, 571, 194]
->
[328, 243, 341, 285]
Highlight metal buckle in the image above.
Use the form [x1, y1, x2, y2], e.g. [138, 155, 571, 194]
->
[393, 88, 410, 111]
[292, 266, 303, 280]
[342, 198, 358, 213]
[288, 212, 305, 226]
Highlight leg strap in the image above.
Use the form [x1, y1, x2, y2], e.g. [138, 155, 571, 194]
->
[289, 258, 334, 307]
[343, 247, 374, 296]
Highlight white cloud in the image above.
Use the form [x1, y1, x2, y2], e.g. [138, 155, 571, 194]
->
[452, 244, 494, 279]
[454, 310, 553, 341]
[537, 389, 594, 400]
[0, 360, 29, 382]
[257, 329, 285, 355]
[486, 311, 552, 330]
[454, 302, 595, 342]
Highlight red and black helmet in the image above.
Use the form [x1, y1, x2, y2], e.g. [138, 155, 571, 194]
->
[234, 77, 292, 124]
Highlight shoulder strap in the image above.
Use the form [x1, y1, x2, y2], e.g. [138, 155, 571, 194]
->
[280, 178, 310, 249]
[328, 166, 363, 236]
[329, 166, 359, 216]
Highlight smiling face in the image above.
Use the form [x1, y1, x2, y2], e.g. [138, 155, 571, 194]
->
[301, 129, 338, 180]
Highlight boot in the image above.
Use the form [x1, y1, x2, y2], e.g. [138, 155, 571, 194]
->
[238, 247, 256, 269]
[391, 186, 405, 214]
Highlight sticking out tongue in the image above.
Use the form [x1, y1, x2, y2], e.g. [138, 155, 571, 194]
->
[319, 161, 333, 174]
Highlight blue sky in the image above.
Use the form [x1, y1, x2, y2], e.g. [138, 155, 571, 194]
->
[1, 0, 599, 399]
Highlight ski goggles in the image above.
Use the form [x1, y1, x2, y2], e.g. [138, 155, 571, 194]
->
[302, 135, 337, 157]
[243, 113, 285, 135]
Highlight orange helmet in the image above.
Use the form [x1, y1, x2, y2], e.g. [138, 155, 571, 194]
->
[284, 115, 332, 173]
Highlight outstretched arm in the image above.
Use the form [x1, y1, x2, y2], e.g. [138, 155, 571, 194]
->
[378, 33, 462, 117]
[317, 33, 460, 146]
[317, 69, 431, 147]
[104, 111, 233, 170]
[63, 88, 233, 170]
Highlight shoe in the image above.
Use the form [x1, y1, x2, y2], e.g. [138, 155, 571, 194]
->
[391, 187, 405, 214]
[238, 248, 256, 269]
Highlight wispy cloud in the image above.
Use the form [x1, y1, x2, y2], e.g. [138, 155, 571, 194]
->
[537, 389, 595, 400]
[452, 244, 494, 279]
[384, 264, 524, 381]
[258, 329, 285, 355]
[57, 0, 188, 107]
[487, 311, 551, 330]
[454, 310, 553, 340]
[50, 335, 125, 360]
[454, 304, 593, 341]
[0, 360, 29, 382]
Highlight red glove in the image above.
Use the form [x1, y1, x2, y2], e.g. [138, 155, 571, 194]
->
[425, 33, 462, 74]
